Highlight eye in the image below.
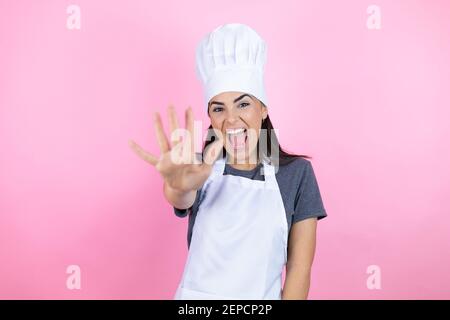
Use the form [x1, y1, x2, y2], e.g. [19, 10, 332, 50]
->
[212, 106, 223, 113]
[239, 102, 250, 108]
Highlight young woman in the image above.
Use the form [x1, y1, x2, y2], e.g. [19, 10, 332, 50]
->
[129, 23, 327, 300]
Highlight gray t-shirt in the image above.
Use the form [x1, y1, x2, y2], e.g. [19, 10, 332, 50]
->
[174, 157, 328, 249]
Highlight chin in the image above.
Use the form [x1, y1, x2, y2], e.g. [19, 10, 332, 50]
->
[225, 146, 259, 164]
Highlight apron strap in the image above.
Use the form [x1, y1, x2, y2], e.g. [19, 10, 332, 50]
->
[262, 160, 277, 184]
[210, 154, 277, 182]
[211, 155, 226, 176]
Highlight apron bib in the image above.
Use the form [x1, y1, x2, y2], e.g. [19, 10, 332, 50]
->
[174, 155, 288, 300]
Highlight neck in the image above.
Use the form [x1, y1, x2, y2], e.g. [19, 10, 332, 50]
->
[226, 152, 260, 171]
[228, 162, 259, 171]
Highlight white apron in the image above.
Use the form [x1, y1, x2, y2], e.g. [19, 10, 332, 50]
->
[174, 155, 288, 300]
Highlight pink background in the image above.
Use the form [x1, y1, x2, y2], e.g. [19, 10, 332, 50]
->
[1, 0, 449, 299]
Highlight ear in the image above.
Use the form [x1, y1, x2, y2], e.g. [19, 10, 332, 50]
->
[262, 106, 268, 120]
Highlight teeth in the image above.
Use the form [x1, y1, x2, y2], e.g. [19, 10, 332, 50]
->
[226, 128, 246, 135]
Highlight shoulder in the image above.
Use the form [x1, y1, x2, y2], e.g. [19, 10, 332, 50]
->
[272, 157, 315, 199]
[285, 156, 311, 168]
[275, 156, 313, 178]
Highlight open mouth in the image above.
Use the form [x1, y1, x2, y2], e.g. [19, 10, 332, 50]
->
[226, 128, 248, 150]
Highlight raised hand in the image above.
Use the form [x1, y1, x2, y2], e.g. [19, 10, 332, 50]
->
[129, 105, 224, 192]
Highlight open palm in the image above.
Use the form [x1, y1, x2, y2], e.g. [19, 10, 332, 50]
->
[129, 105, 223, 192]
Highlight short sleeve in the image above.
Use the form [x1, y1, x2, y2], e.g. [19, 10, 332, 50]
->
[173, 206, 191, 218]
[173, 189, 200, 218]
[292, 161, 327, 224]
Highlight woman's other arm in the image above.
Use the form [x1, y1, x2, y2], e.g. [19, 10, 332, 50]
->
[282, 217, 318, 300]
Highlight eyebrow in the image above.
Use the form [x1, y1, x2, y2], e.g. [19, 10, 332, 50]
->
[209, 94, 253, 107]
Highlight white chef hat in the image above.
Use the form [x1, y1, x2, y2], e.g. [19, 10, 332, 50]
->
[195, 23, 268, 110]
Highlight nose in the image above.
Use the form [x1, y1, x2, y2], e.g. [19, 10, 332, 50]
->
[224, 108, 240, 125]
